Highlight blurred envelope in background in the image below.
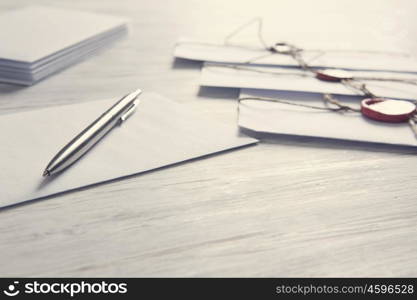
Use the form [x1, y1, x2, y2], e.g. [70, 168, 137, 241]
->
[175, 38, 417, 73]
[0, 92, 257, 208]
[200, 63, 417, 101]
[0, 6, 128, 85]
[238, 89, 417, 148]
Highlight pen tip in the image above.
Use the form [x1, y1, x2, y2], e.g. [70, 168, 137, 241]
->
[43, 170, 50, 177]
[130, 88, 142, 99]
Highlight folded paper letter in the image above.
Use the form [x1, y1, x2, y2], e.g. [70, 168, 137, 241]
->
[0, 92, 257, 208]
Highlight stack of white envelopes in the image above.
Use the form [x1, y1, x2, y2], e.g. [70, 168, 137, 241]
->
[173, 29, 417, 148]
[0, 6, 128, 85]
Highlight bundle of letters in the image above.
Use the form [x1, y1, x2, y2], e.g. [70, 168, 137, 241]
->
[173, 19, 417, 148]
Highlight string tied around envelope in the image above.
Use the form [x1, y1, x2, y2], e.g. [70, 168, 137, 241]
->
[224, 18, 313, 71]
[224, 18, 417, 131]
[222, 18, 417, 95]
[223, 18, 417, 77]
[193, 17, 417, 95]
[238, 95, 360, 113]
[204, 62, 417, 100]
[178, 18, 413, 69]
[238, 95, 417, 138]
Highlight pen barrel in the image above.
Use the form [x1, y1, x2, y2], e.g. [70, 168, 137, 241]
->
[44, 89, 141, 176]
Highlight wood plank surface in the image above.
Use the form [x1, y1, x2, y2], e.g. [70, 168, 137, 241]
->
[0, 0, 416, 277]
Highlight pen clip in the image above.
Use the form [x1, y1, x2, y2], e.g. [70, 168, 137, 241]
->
[120, 101, 138, 123]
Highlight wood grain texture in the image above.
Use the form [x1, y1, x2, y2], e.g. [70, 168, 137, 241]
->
[1, 0, 417, 277]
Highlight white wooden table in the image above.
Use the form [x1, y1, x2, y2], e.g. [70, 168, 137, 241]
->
[1, 0, 416, 277]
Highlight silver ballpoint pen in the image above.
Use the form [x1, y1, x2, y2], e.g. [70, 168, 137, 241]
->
[43, 88, 142, 177]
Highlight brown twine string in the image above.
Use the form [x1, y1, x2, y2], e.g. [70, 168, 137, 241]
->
[178, 17, 413, 63]
[204, 62, 417, 100]
[409, 115, 417, 137]
[224, 17, 269, 49]
[340, 79, 376, 98]
[221, 19, 417, 138]
[224, 18, 314, 69]
[182, 18, 417, 96]
[205, 63, 312, 78]
[238, 95, 360, 112]
[322, 94, 361, 112]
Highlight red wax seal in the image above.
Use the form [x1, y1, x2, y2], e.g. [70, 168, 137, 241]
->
[361, 98, 416, 123]
[316, 69, 353, 82]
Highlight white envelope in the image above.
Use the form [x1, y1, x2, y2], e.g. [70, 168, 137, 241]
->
[0, 6, 127, 64]
[0, 6, 128, 85]
[0, 92, 257, 208]
[200, 63, 417, 100]
[0, 30, 125, 85]
[238, 89, 417, 148]
[175, 38, 417, 73]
